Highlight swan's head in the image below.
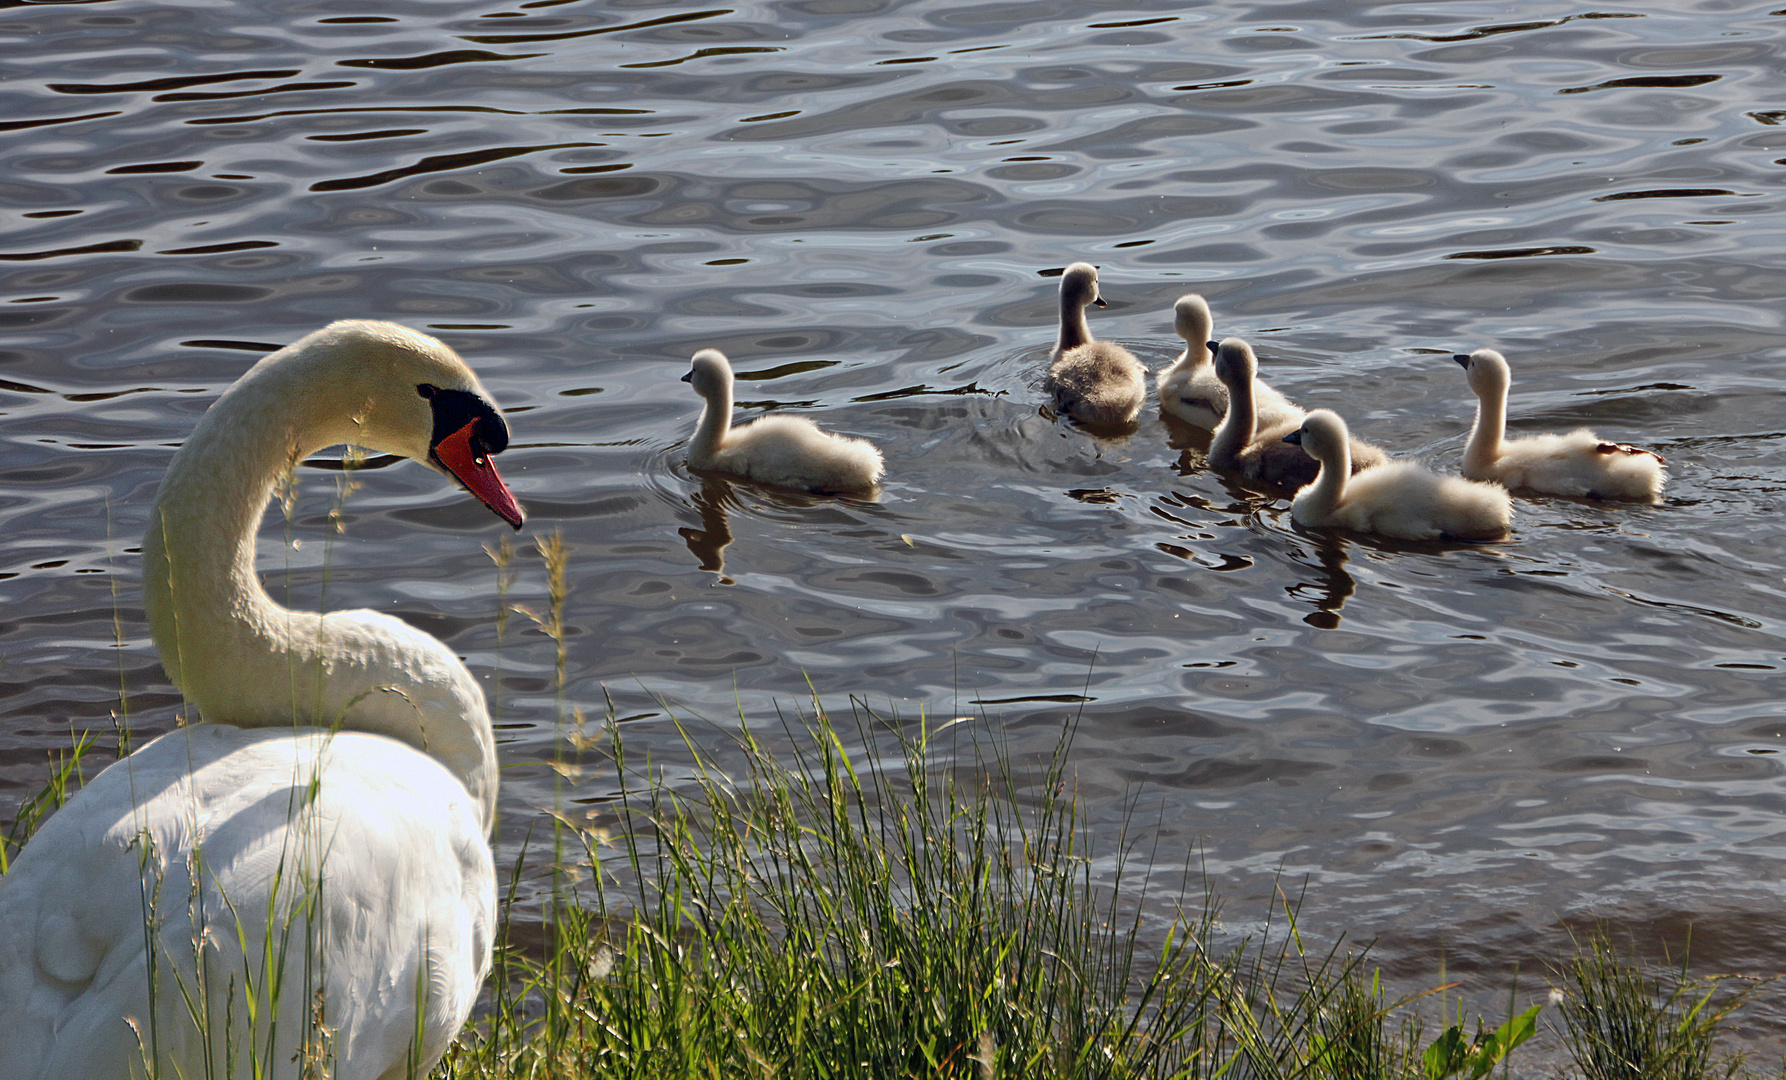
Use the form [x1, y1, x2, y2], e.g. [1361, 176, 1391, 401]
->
[1173, 294, 1211, 348]
[288, 321, 524, 529]
[1060, 262, 1105, 310]
[1283, 409, 1349, 462]
[1454, 348, 1511, 398]
[682, 348, 735, 398]
[1210, 337, 1258, 389]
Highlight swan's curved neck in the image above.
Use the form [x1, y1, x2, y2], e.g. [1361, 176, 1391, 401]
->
[1210, 369, 1255, 461]
[143, 345, 498, 828]
[1174, 342, 1209, 373]
[1464, 380, 1506, 472]
[689, 377, 734, 460]
[1304, 439, 1351, 512]
[1057, 293, 1092, 354]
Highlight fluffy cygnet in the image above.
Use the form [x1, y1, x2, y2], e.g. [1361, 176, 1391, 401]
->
[1285, 409, 1512, 541]
[1455, 348, 1666, 502]
[682, 349, 884, 494]
[1044, 262, 1146, 429]
[1206, 338, 1386, 488]
[1155, 294, 1294, 431]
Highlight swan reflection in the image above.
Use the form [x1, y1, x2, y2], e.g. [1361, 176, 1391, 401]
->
[679, 476, 737, 583]
[1288, 533, 1356, 629]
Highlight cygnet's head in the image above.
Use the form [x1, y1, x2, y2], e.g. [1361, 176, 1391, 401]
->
[682, 348, 735, 398]
[1282, 408, 1350, 461]
[1210, 337, 1258, 389]
[1173, 294, 1211, 348]
[1453, 348, 1511, 397]
[1059, 262, 1105, 310]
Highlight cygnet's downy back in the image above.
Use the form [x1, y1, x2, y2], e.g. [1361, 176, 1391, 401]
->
[1045, 262, 1145, 429]
[683, 348, 884, 494]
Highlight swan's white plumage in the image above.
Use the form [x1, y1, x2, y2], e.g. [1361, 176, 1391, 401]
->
[684, 348, 883, 494]
[1155, 295, 1294, 431]
[1456, 348, 1666, 501]
[1044, 262, 1145, 428]
[0, 320, 510, 1079]
[0, 728, 489, 1078]
[1206, 338, 1386, 488]
[1288, 409, 1512, 541]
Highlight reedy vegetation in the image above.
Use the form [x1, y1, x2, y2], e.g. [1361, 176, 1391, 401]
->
[0, 492, 1777, 1078]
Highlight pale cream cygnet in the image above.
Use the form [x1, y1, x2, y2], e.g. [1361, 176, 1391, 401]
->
[1455, 348, 1666, 502]
[1285, 409, 1512, 541]
[683, 348, 884, 494]
[1044, 262, 1146, 428]
[1206, 338, 1386, 488]
[1155, 294, 1294, 431]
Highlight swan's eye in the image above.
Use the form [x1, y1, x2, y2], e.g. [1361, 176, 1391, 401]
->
[422, 385, 511, 456]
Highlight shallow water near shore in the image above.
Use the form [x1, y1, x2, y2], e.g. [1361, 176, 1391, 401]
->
[4, 0, 1786, 1058]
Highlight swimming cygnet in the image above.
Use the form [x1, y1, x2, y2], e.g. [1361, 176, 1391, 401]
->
[1284, 409, 1512, 541]
[1044, 262, 1146, 428]
[1455, 348, 1666, 502]
[1206, 338, 1386, 488]
[682, 348, 884, 494]
[1155, 294, 1294, 431]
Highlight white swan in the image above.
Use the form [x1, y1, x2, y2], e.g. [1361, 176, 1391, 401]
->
[683, 348, 884, 494]
[1206, 338, 1386, 488]
[1155, 295, 1294, 431]
[1043, 262, 1146, 428]
[1285, 409, 1512, 541]
[1455, 348, 1666, 502]
[0, 321, 524, 1079]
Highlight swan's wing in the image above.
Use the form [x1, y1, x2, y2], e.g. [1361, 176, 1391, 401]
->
[0, 725, 494, 1079]
[1594, 439, 1666, 464]
[722, 414, 884, 492]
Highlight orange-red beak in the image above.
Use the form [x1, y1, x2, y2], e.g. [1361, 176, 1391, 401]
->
[433, 419, 525, 529]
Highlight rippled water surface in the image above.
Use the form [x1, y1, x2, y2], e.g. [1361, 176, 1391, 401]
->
[6, 0, 1786, 1049]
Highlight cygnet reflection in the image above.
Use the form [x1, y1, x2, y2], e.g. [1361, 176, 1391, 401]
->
[678, 476, 738, 583]
[1286, 533, 1357, 629]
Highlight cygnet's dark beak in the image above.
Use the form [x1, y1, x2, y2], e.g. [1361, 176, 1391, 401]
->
[1092, 296, 1107, 308]
[1206, 340, 1220, 353]
[1282, 430, 1304, 445]
[680, 370, 693, 382]
[1452, 353, 1471, 368]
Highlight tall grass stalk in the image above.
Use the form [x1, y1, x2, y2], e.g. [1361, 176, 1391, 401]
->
[528, 530, 573, 910]
[107, 494, 133, 757]
[1555, 927, 1760, 1080]
[0, 728, 91, 875]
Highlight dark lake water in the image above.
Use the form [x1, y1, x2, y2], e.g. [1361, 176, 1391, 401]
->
[5, 0, 1786, 1060]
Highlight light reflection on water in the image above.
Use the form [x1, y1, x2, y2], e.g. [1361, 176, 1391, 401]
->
[4, 0, 1786, 1049]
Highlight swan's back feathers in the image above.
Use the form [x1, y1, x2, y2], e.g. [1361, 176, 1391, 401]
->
[1157, 358, 1229, 430]
[1047, 341, 1146, 428]
[1320, 461, 1513, 541]
[701, 412, 884, 493]
[1158, 364, 1300, 432]
[1469, 427, 1666, 501]
[0, 725, 494, 1079]
[1348, 437, 1389, 473]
